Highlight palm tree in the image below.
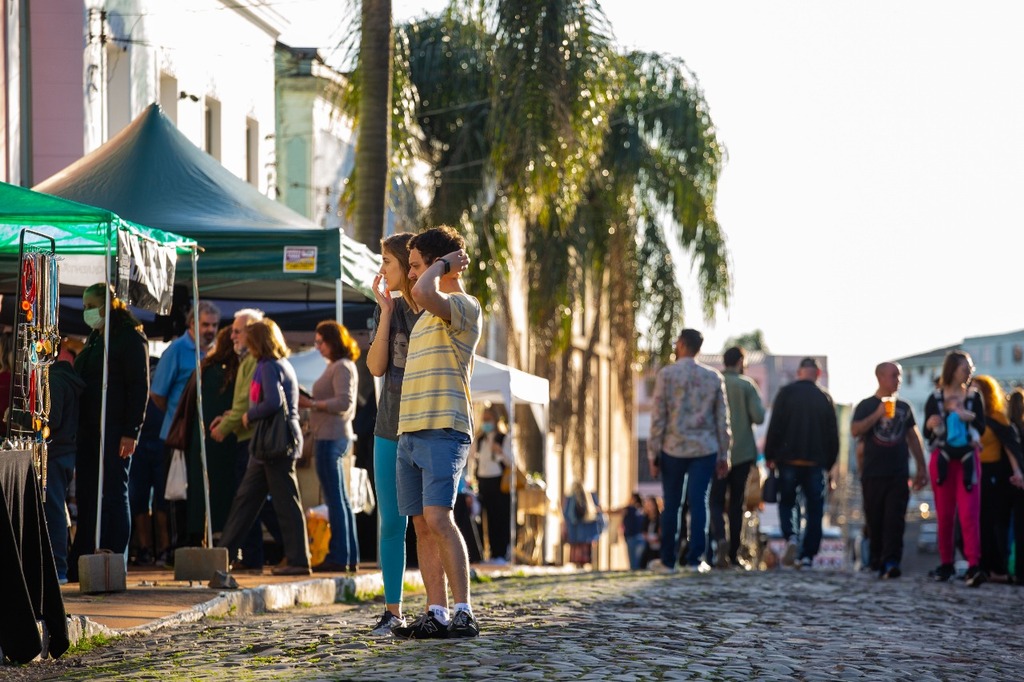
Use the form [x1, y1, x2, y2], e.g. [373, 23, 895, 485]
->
[397, 5, 730, 473]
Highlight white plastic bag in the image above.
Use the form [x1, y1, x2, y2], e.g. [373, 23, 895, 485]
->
[164, 449, 188, 501]
[349, 467, 376, 514]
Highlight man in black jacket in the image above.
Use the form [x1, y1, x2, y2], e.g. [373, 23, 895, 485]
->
[46, 341, 85, 584]
[765, 357, 839, 569]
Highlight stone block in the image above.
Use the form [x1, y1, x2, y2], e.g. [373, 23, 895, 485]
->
[174, 547, 229, 582]
[78, 551, 127, 594]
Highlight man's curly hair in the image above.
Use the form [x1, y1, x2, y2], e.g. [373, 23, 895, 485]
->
[408, 225, 465, 265]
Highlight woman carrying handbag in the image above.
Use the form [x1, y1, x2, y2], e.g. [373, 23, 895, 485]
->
[219, 319, 311, 576]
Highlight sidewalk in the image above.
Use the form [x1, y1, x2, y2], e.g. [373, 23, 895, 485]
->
[58, 561, 576, 647]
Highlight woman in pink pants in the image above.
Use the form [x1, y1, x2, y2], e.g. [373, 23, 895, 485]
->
[923, 350, 986, 587]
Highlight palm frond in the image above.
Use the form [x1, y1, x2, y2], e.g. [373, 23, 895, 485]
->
[488, 0, 619, 223]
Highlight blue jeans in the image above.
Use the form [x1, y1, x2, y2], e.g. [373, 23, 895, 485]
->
[45, 452, 76, 581]
[660, 452, 717, 568]
[128, 436, 168, 516]
[778, 464, 826, 560]
[625, 533, 647, 570]
[315, 437, 359, 566]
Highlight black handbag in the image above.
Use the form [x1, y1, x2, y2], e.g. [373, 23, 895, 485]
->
[250, 385, 298, 461]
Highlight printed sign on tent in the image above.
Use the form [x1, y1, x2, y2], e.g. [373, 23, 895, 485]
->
[283, 246, 318, 273]
[117, 232, 176, 314]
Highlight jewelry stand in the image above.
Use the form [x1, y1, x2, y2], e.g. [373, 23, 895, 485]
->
[5, 229, 60, 497]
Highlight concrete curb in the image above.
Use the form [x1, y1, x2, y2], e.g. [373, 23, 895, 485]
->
[62, 563, 579, 649]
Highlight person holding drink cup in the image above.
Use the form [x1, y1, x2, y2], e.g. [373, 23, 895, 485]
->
[882, 396, 897, 419]
[851, 362, 927, 579]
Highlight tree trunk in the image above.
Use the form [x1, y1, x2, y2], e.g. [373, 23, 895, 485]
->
[354, 0, 393, 252]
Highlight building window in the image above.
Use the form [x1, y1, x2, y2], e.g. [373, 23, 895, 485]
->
[997, 344, 1003, 367]
[1014, 345, 1023, 364]
[245, 118, 258, 186]
[204, 98, 221, 160]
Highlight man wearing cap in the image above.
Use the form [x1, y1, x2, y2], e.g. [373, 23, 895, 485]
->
[648, 328, 731, 573]
[764, 357, 839, 569]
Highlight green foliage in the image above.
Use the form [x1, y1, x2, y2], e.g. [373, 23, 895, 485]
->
[723, 329, 770, 353]
[341, 0, 731, 359]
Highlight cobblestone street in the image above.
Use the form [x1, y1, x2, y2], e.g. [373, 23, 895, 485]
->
[8, 567, 1024, 681]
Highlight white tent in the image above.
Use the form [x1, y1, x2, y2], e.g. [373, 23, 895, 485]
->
[470, 355, 549, 445]
[470, 356, 550, 565]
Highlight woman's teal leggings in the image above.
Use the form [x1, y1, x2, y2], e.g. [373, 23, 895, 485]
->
[373, 436, 407, 604]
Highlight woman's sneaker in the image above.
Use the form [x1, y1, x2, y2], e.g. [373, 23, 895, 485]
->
[447, 609, 480, 638]
[964, 565, 986, 588]
[370, 610, 407, 637]
[392, 612, 448, 639]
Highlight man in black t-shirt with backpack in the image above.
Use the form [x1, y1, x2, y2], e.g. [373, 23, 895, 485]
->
[850, 362, 928, 579]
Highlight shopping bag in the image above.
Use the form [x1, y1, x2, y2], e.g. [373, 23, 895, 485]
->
[349, 466, 376, 514]
[164, 449, 188, 501]
[744, 464, 764, 511]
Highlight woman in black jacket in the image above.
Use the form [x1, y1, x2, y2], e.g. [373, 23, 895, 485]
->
[68, 283, 149, 580]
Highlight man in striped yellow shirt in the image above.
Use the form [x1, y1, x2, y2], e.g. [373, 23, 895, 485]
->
[393, 226, 483, 640]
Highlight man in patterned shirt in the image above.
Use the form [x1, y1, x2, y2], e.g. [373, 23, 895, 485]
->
[648, 329, 732, 573]
[392, 226, 483, 640]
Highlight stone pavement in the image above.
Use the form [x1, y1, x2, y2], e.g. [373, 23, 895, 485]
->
[7, 565, 1024, 680]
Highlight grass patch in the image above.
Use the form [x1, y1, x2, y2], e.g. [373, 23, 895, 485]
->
[66, 633, 120, 655]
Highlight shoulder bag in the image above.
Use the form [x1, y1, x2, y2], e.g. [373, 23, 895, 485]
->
[250, 383, 298, 461]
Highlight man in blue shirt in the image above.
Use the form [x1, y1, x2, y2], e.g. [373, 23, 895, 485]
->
[131, 301, 220, 564]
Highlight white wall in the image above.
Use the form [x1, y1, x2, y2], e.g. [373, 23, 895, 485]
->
[34, 0, 286, 192]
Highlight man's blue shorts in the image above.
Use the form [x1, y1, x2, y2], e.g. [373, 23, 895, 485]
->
[396, 429, 471, 516]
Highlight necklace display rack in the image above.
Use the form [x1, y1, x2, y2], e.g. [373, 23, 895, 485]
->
[4, 229, 61, 498]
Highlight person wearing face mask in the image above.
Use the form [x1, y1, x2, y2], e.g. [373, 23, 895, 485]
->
[469, 407, 512, 564]
[67, 283, 150, 581]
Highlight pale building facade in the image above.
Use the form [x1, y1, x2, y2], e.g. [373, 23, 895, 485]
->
[26, 0, 284, 189]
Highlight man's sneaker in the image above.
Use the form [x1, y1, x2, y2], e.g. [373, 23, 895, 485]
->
[781, 538, 798, 567]
[797, 556, 814, 570]
[370, 610, 407, 637]
[447, 609, 480, 638]
[930, 563, 955, 582]
[681, 561, 712, 574]
[964, 565, 986, 588]
[392, 612, 448, 639]
[648, 559, 677, 574]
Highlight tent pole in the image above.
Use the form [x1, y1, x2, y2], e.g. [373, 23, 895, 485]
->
[95, 226, 113, 551]
[507, 393, 516, 567]
[192, 249, 213, 548]
[335, 278, 343, 326]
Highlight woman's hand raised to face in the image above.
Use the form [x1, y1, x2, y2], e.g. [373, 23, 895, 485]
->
[372, 273, 394, 313]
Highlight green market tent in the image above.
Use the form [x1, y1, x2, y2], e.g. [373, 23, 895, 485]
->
[34, 103, 380, 303]
[0, 180, 196, 258]
[0, 181, 219, 558]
